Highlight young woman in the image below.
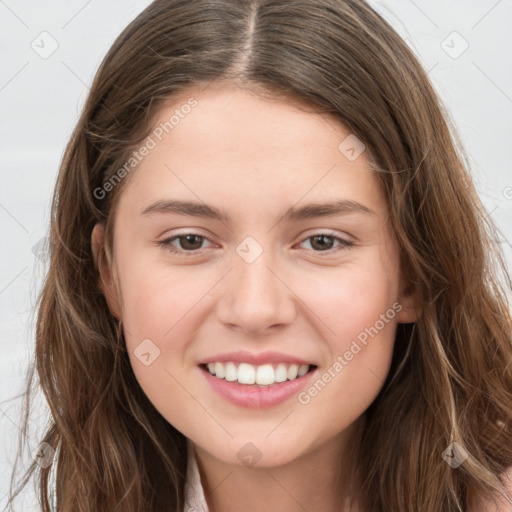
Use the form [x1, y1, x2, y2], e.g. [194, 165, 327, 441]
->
[7, 1, 512, 511]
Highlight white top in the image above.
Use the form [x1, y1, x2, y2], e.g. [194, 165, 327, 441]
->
[184, 440, 210, 512]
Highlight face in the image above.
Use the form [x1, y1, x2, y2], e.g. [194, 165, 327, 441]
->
[92, 82, 419, 469]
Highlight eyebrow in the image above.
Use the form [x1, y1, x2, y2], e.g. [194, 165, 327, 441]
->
[140, 199, 376, 222]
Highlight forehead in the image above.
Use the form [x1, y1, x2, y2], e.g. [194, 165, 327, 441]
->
[151, 82, 349, 157]
[117, 82, 387, 221]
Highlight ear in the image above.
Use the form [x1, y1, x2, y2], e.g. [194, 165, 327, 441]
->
[91, 223, 122, 320]
[396, 275, 422, 324]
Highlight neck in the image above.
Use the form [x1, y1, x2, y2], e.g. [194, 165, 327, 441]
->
[192, 416, 365, 512]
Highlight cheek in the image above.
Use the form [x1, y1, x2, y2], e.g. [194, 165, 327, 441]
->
[298, 256, 399, 347]
[115, 260, 204, 391]
[119, 266, 207, 432]
[293, 256, 399, 407]
[119, 259, 211, 342]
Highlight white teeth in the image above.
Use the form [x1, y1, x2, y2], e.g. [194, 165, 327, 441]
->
[204, 361, 313, 386]
[214, 362, 225, 379]
[224, 362, 238, 382]
[256, 364, 274, 385]
[238, 363, 255, 384]
[298, 364, 309, 377]
[274, 363, 288, 383]
[287, 364, 299, 380]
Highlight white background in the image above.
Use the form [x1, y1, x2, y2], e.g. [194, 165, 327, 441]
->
[1, 0, 511, 509]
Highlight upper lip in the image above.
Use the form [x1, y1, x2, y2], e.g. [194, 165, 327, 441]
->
[198, 350, 316, 367]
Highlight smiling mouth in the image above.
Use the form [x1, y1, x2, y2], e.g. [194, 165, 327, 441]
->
[200, 362, 317, 387]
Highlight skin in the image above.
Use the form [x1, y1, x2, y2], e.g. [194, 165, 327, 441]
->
[91, 82, 420, 512]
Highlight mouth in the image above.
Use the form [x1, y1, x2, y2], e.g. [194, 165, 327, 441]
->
[199, 362, 318, 387]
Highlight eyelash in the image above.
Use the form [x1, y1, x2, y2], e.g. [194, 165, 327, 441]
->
[157, 232, 354, 256]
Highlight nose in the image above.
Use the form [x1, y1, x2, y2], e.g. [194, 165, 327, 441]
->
[215, 248, 297, 335]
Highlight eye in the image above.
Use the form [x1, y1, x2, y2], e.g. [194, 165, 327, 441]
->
[298, 233, 353, 253]
[157, 233, 213, 255]
[157, 231, 354, 256]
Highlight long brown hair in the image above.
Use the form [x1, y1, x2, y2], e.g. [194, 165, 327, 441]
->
[6, 1, 512, 511]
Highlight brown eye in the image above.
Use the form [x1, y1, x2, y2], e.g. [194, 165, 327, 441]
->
[298, 233, 353, 253]
[158, 233, 213, 255]
[310, 235, 335, 251]
[177, 234, 204, 250]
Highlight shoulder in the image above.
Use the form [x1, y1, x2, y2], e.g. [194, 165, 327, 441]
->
[469, 466, 512, 512]
[497, 466, 512, 511]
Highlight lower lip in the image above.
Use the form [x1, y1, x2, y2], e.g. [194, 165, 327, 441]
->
[199, 365, 317, 409]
